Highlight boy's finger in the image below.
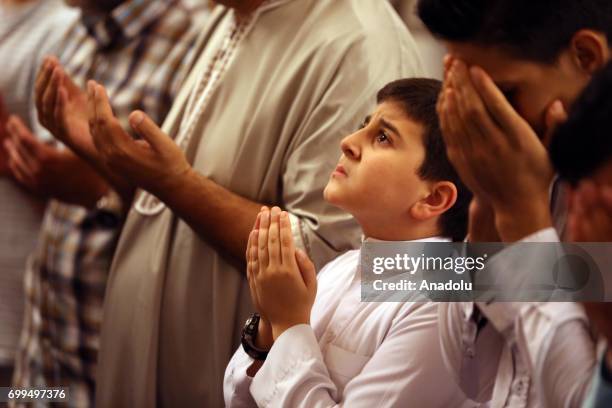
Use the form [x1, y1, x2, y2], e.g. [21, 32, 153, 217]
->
[279, 211, 294, 265]
[268, 207, 281, 265]
[246, 229, 254, 263]
[295, 249, 317, 291]
[258, 209, 270, 267]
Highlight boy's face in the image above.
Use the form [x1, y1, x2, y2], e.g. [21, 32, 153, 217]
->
[446, 42, 592, 137]
[324, 101, 430, 224]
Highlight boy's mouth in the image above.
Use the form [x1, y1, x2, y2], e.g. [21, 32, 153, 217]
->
[332, 164, 348, 177]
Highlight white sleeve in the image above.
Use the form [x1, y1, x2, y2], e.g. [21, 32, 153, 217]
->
[519, 304, 597, 408]
[223, 346, 257, 408]
[250, 305, 465, 407]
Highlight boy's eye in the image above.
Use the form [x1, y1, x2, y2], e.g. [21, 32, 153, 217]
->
[375, 132, 391, 144]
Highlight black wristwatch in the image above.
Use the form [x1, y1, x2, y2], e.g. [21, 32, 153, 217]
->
[241, 313, 269, 361]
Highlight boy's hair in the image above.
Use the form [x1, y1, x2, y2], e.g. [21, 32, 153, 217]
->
[416, 0, 612, 64]
[550, 62, 612, 185]
[377, 78, 472, 241]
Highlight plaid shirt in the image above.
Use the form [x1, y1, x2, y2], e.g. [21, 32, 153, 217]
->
[11, 1, 208, 406]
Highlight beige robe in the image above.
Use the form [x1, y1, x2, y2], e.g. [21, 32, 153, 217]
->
[96, 1, 424, 407]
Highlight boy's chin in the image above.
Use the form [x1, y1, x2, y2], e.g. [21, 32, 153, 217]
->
[323, 185, 346, 209]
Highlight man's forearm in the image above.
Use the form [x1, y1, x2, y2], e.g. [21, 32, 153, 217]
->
[64, 140, 135, 205]
[158, 168, 265, 259]
[494, 198, 553, 242]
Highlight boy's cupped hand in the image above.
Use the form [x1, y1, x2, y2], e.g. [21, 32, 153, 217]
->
[246, 206, 317, 341]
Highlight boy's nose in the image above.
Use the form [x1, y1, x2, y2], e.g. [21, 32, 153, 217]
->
[340, 132, 361, 160]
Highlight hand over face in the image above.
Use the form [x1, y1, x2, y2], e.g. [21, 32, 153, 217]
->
[567, 180, 612, 242]
[4, 115, 107, 205]
[35, 57, 94, 157]
[247, 206, 317, 340]
[87, 81, 191, 198]
[438, 58, 566, 241]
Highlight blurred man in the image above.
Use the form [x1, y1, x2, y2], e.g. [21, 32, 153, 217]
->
[0, 0, 77, 387]
[550, 62, 612, 408]
[389, 0, 446, 79]
[7, 1, 208, 406]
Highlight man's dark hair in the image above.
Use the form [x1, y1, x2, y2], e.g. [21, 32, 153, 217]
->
[377, 78, 472, 241]
[550, 62, 612, 185]
[417, 0, 612, 64]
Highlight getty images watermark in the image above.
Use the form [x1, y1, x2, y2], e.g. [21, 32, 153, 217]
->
[361, 242, 612, 302]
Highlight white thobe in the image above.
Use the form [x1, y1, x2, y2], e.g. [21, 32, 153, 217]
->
[225, 238, 470, 407]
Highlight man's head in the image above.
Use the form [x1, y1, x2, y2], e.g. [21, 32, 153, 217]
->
[64, 0, 123, 13]
[324, 79, 472, 241]
[550, 61, 612, 186]
[417, 0, 612, 135]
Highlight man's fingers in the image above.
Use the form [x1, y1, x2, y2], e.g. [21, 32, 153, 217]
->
[61, 68, 82, 95]
[6, 120, 38, 165]
[268, 207, 281, 265]
[55, 87, 69, 130]
[469, 65, 527, 141]
[279, 211, 295, 265]
[601, 186, 612, 210]
[129, 111, 170, 152]
[92, 82, 132, 148]
[574, 181, 612, 242]
[7, 116, 41, 157]
[4, 139, 35, 182]
[543, 100, 568, 148]
[451, 61, 498, 145]
[258, 208, 270, 267]
[41, 67, 61, 120]
[35, 57, 57, 112]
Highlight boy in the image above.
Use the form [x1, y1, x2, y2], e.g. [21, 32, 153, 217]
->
[224, 78, 472, 406]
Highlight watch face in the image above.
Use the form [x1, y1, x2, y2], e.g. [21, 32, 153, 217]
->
[245, 317, 253, 326]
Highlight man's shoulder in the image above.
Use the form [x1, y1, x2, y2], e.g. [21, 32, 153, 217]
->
[153, 0, 211, 35]
[258, 0, 416, 61]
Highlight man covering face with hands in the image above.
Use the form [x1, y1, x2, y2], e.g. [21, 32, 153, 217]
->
[417, 0, 612, 405]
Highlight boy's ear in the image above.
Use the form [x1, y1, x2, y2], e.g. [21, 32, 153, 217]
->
[409, 181, 458, 221]
[570, 30, 610, 75]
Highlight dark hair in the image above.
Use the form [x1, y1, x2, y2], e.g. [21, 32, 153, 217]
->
[550, 62, 612, 185]
[377, 78, 472, 241]
[417, 0, 612, 64]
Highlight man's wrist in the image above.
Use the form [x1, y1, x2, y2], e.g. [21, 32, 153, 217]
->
[494, 199, 553, 242]
[153, 164, 195, 203]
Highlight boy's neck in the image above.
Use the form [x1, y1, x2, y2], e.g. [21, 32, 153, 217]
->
[360, 218, 443, 242]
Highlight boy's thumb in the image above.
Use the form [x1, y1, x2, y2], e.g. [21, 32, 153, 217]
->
[295, 249, 316, 289]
